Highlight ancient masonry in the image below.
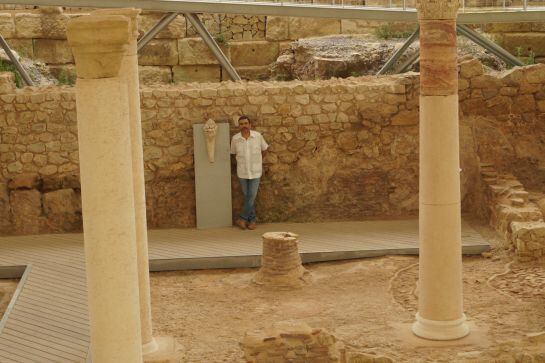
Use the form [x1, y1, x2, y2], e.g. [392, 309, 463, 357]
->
[481, 163, 545, 261]
[254, 232, 310, 288]
[0, 7, 544, 83]
[0, 61, 544, 246]
[241, 321, 393, 363]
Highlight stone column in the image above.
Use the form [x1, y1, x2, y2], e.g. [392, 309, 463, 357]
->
[412, 0, 470, 340]
[67, 15, 143, 362]
[91, 8, 157, 354]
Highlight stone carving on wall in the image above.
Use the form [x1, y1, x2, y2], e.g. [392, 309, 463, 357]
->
[416, 0, 459, 20]
[203, 118, 218, 163]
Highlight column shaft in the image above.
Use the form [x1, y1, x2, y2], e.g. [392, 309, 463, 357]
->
[77, 77, 143, 362]
[413, 4, 470, 340]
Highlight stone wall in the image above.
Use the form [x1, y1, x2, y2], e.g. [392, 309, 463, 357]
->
[480, 22, 545, 64]
[0, 62, 544, 235]
[0, 8, 414, 84]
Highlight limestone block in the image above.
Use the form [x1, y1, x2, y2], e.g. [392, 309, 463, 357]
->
[288, 18, 341, 39]
[14, 13, 42, 38]
[138, 39, 179, 66]
[8, 173, 39, 189]
[0, 14, 15, 38]
[172, 65, 221, 83]
[391, 110, 418, 126]
[10, 189, 42, 234]
[471, 74, 502, 89]
[265, 16, 289, 41]
[501, 33, 545, 57]
[511, 94, 536, 113]
[5, 39, 33, 58]
[0, 72, 15, 94]
[532, 23, 545, 32]
[524, 64, 545, 84]
[459, 58, 484, 78]
[34, 39, 74, 64]
[41, 14, 70, 39]
[229, 41, 279, 66]
[139, 66, 173, 85]
[137, 12, 186, 39]
[178, 38, 230, 65]
[43, 188, 82, 231]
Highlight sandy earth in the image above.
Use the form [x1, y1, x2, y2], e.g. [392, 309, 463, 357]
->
[148, 222, 544, 362]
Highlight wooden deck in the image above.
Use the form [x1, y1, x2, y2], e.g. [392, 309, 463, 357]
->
[0, 219, 490, 362]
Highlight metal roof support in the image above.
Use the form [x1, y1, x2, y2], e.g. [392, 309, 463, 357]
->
[184, 12, 241, 81]
[137, 12, 178, 52]
[456, 24, 523, 67]
[377, 25, 419, 75]
[395, 51, 419, 74]
[0, 35, 34, 86]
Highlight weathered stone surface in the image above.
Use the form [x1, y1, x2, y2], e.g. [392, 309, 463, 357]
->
[178, 38, 230, 65]
[137, 12, 185, 39]
[0, 183, 11, 233]
[235, 66, 270, 81]
[4, 38, 33, 58]
[14, 13, 42, 38]
[391, 110, 418, 126]
[459, 58, 484, 78]
[43, 188, 81, 231]
[483, 22, 532, 33]
[139, 66, 173, 85]
[265, 16, 289, 41]
[40, 13, 69, 39]
[138, 39, 179, 66]
[8, 173, 39, 189]
[230, 41, 279, 67]
[172, 65, 221, 83]
[0, 72, 15, 94]
[10, 189, 42, 234]
[0, 13, 15, 38]
[34, 39, 73, 64]
[220, 14, 265, 41]
[288, 18, 341, 39]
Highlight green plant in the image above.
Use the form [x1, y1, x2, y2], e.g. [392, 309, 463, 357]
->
[515, 46, 536, 66]
[0, 59, 23, 88]
[374, 24, 415, 40]
[214, 33, 227, 45]
[526, 50, 536, 65]
[56, 68, 75, 86]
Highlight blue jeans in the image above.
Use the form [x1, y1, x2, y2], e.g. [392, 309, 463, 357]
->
[239, 178, 260, 222]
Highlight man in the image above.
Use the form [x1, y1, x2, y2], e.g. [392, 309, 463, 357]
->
[230, 115, 268, 230]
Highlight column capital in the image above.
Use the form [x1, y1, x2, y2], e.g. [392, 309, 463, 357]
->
[91, 8, 140, 40]
[417, 0, 459, 20]
[67, 15, 130, 79]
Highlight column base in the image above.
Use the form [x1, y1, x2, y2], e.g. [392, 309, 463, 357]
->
[143, 337, 182, 363]
[142, 338, 159, 355]
[412, 313, 470, 341]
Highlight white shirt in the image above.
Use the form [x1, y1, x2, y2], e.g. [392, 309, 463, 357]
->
[230, 130, 269, 179]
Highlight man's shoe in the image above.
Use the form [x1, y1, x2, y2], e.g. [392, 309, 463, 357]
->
[236, 219, 247, 230]
[247, 221, 257, 230]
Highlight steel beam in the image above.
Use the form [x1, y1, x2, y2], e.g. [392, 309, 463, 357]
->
[0, 36, 34, 86]
[456, 24, 523, 67]
[377, 25, 419, 75]
[1, 0, 545, 23]
[137, 12, 178, 52]
[184, 13, 241, 81]
[395, 51, 419, 74]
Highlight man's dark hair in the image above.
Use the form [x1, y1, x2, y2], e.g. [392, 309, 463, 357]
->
[238, 115, 251, 123]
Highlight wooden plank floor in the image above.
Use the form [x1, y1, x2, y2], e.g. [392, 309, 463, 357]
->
[0, 219, 489, 362]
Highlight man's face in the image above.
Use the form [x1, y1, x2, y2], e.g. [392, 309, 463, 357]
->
[239, 119, 251, 132]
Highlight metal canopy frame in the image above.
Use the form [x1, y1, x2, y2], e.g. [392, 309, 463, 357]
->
[1, 0, 545, 23]
[377, 25, 419, 75]
[0, 35, 34, 86]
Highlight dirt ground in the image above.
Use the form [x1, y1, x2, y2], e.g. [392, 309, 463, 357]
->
[150, 222, 545, 363]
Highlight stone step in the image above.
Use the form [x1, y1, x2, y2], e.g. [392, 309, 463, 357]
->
[510, 198, 525, 207]
[511, 190, 529, 202]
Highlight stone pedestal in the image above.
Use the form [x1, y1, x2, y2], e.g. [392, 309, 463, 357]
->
[91, 7, 157, 354]
[67, 15, 143, 362]
[254, 232, 310, 288]
[412, 0, 470, 341]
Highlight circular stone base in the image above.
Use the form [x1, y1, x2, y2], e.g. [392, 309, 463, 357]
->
[412, 313, 470, 341]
